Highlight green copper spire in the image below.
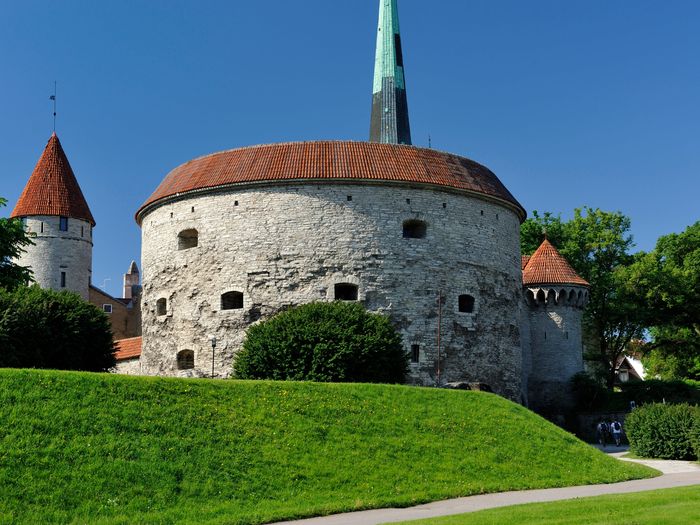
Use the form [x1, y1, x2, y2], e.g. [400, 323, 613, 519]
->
[370, 0, 412, 145]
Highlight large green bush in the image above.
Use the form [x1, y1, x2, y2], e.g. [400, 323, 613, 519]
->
[626, 403, 698, 460]
[234, 302, 407, 383]
[0, 285, 115, 371]
[691, 416, 700, 460]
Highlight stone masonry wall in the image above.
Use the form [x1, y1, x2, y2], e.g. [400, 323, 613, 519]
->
[525, 287, 587, 412]
[140, 183, 524, 400]
[14, 215, 93, 300]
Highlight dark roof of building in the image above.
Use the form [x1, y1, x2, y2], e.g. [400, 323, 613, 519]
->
[136, 141, 525, 223]
[11, 133, 95, 226]
[522, 239, 589, 287]
[114, 336, 142, 361]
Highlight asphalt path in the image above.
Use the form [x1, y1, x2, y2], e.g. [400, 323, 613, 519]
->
[270, 448, 700, 525]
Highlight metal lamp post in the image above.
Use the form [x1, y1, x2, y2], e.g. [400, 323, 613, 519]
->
[210, 336, 217, 379]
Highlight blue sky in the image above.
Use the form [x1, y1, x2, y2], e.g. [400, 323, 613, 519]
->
[2, 1, 698, 298]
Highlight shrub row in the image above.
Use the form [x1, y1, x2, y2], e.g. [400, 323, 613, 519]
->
[626, 403, 700, 460]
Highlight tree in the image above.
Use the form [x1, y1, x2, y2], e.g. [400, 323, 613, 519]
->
[633, 222, 700, 379]
[0, 197, 33, 290]
[521, 207, 649, 388]
[0, 286, 115, 371]
[234, 301, 407, 383]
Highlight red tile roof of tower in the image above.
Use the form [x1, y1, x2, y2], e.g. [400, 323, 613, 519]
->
[11, 133, 95, 226]
[136, 141, 526, 224]
[522, 239, 589, 287]
[114, 336, 142, 361]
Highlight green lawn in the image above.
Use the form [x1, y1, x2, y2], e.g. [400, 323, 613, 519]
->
[396, 485, 700, 525]
[0, 369, 655, 524]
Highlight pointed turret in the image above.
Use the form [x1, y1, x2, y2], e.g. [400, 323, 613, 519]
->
[11, 133, 95, 226]
[370, 0, 412, 145]
[521, 239, 589, 414]
[10, 133, 94, 299]
[123, 261, 141, 300]
[522, 239, 589, 287]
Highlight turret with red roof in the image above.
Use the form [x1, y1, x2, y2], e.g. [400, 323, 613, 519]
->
[521, 239, 589, 413]
[10, 133, 94, 299]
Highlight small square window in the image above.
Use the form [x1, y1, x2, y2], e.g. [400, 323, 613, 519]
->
[103, 304, 113, 314]
[347, 195, 352, 202]
[59, 217, 68, 231]
[334, 283, 358, 301]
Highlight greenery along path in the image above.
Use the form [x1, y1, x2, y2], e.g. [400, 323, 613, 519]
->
[0, 369, 653, 525]
[393, 485, 700, 525]
[275, 456, 698, 525]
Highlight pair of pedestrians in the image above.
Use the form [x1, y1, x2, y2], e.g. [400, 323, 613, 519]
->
[596, 419, 623, 447]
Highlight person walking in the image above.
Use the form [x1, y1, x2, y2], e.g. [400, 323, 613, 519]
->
[611, 419, 623, 447]
[596, 420, 608, 448]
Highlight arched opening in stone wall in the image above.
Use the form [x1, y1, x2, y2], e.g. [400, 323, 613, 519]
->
[402, 219, 427, 239]
[411, 344, 420, 363]
[177, 350, 195, 370]
[178, 229, 199, 250]
[221, 291, 244, 310]
[156, 298, 167, 316]
[458, 294, 475, 313]
[334, 283, 358, 301]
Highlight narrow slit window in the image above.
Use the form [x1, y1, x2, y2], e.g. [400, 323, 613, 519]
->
[411, 344, 420, 363]
[177, 350, 195, 370]
[402, 220, 427, 239]
[178, 229, 198, 250]
[334, 283, 358, 301]
[60, 271, 66, 288]
[458, 294, 475, 313]
[59, 216, 68, 231]
[221, 291, 244, 310]
[156, 298, 167, 316]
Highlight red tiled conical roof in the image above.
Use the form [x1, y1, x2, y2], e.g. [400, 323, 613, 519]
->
[136, 141, 525, 224]
[11, 133, 95, 226]
[522, 239, 589, 287]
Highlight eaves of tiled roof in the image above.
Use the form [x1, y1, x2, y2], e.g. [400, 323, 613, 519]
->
[114, 336, 141, 361]
[522, 239, 589, 287]
[136, 141, 525, 224]
[11, 133, 95, 226]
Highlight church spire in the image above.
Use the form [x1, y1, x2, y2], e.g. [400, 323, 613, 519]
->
[370, 0, 412, 145]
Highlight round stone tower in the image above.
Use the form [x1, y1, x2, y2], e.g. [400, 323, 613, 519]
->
[521, 239, 589, 413]
[10, 133, 95, 300]
[135, 141, 527, 399]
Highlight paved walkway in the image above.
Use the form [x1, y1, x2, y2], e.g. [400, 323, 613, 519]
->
[271, 450, 700, 525]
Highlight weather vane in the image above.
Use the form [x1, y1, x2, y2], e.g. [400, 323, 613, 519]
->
[49, 81, 57, 132]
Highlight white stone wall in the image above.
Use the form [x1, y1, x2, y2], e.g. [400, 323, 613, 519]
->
[524, 287, 587, 412]
[140, 183, 524, 400]
[14, 215, 93, 300]
[112, 358, 142, 375]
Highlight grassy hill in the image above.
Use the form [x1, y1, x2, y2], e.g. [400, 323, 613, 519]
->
[0, 369, 654, 524]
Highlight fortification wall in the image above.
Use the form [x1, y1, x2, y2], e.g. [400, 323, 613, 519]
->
[139, 183, 524, 400]
[15, 215, 92, 300]
[525, 287, 587, 412]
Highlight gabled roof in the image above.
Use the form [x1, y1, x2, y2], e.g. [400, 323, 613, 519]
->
[522, 239, 589, 287]
[137, 141, 526, 223]
[11, 133, 95, 226]
[114, 336, 142, 361]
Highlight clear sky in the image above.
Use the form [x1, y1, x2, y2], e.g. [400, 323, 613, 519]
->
[2, 1, 698, 298]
